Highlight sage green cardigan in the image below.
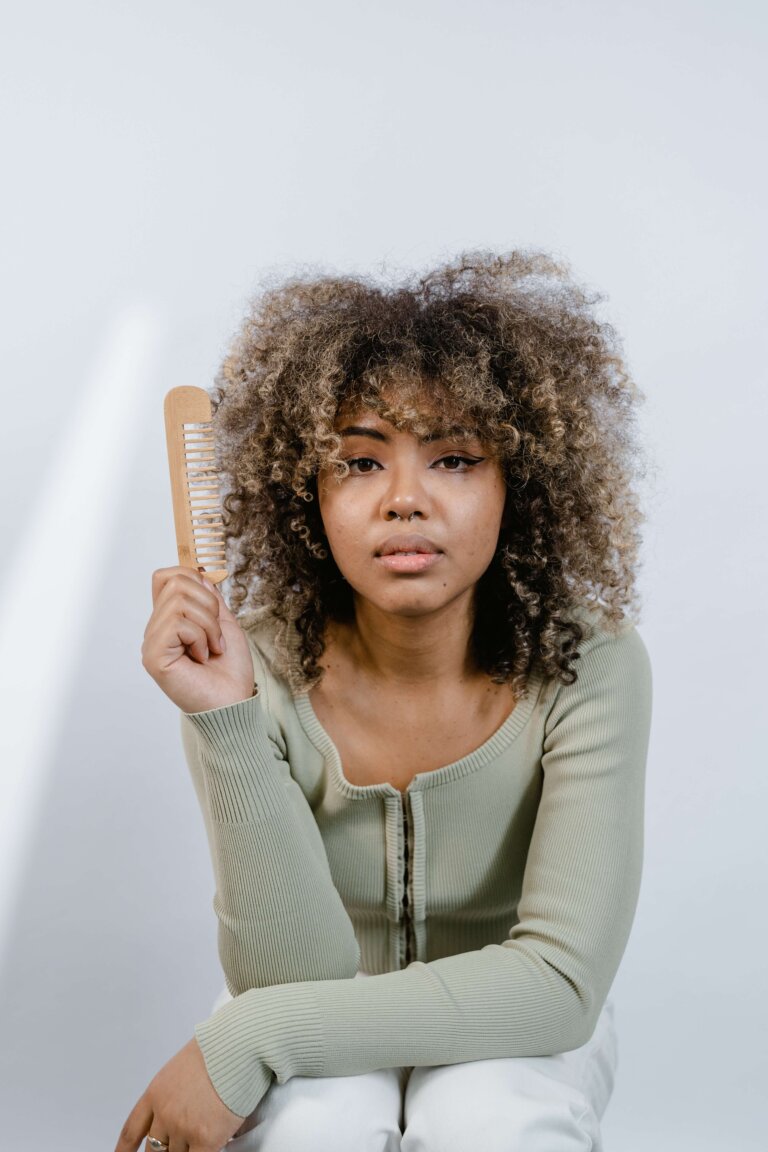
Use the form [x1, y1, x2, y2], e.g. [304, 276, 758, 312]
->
[180, 606, 652, 1117]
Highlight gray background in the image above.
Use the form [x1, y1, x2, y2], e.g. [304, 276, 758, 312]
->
[1, 1, 766, 1148]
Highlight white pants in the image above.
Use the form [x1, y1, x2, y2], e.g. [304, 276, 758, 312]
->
[212, 972, 618, 1152]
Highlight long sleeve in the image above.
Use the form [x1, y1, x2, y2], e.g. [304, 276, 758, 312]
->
[181, 693, 360, 993]
[192, 622, 652, 1117]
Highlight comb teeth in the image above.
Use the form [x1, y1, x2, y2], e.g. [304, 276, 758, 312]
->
[184, 425, 226, 565]
[164, 387, 229, 584]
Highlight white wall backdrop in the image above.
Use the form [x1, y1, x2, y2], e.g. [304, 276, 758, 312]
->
[1, 2, 765, 1149]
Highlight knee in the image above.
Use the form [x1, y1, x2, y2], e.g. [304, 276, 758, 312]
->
[232, 1071, 402, 1152]
[402, 1063, 598, 1152]
[404, 1101, 596, 1152]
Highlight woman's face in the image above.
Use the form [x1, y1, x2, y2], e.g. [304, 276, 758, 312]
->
[316, 398, 507, 621]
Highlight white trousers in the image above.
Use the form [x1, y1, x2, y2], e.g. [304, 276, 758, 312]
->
[212, 972, 618, 1152]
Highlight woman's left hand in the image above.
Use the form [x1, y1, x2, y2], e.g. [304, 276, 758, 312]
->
[114, 1036, 247, 1152]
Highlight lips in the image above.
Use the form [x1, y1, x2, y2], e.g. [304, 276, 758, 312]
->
[376, 534, 441, 557]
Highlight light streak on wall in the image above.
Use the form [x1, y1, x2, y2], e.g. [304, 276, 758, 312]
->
[0, 306, 162, 967]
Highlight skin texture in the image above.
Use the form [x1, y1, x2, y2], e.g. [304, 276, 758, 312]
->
[310, 403, 519, 791]
[316, 404, 508, 651]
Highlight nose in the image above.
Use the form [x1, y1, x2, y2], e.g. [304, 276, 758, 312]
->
[385, 507, 420, 521]
[380, 460, 430, 522]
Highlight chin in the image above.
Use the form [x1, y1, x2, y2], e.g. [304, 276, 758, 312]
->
[388, 603, 439, 618]
[371, 591, 457, 618]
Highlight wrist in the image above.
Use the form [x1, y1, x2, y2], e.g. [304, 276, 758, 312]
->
[181, 682, 259, 717]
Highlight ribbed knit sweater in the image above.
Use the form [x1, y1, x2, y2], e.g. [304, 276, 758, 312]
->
[180, 606, 652, 1118]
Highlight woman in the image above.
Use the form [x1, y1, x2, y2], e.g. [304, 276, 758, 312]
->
[121, 250, 653, 1152]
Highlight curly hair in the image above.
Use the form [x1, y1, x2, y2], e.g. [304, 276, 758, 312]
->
[209, 249, 649, 697]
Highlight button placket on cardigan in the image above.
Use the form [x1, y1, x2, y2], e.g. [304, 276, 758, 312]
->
[408, 790, 427, 961]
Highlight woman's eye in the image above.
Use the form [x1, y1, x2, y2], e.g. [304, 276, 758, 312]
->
[346, 457, 381, 474]
[435, 455, 483, 471]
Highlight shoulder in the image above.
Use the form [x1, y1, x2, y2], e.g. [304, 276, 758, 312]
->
[567, 604, 651, 670]
[543, 605, 653, 721]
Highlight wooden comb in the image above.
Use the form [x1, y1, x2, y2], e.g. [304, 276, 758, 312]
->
[163, 386, 229, 584]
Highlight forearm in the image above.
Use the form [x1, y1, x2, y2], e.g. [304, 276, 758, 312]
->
[181, 694, 360, 992]
[193, 940, 606, 1119]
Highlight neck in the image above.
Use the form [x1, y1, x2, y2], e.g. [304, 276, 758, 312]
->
[336, 593, 478, 687]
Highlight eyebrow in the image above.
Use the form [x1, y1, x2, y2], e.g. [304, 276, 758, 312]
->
[339, 425, 389, 442]
[338, 424, 477, 444]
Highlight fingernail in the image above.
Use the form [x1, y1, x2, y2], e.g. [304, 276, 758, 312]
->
[220, 635, 227, 652]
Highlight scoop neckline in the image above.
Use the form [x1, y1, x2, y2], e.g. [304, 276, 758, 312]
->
[292, 663, 546, 800]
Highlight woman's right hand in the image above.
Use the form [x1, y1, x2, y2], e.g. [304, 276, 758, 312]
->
[141, 566, 256, 715]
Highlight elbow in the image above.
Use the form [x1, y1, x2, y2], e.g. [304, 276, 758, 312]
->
[569, 989, 610, 1052]
[545, 999, 599, 1054]
[539, 957, 603, 1052]
[551, 1000, 597, 1054]
[572, 1001, 602, 1050]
